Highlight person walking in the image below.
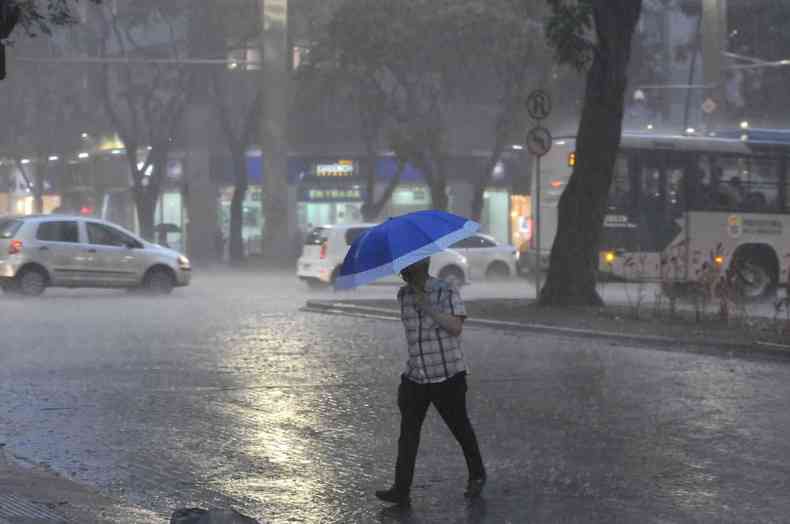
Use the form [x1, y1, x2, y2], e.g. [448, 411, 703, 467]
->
[375, 256, 486, 506]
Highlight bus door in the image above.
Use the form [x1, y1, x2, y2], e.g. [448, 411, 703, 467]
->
[600, 153, 641, 253]
[631, 150, 688, 271]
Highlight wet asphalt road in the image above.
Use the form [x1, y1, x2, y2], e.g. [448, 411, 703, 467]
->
[1, 272, 790, 523]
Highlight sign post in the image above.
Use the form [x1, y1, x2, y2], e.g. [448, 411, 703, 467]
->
[525, 90, 552, 299]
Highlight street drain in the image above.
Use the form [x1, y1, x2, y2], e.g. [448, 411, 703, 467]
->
[0, 494, 68, 523]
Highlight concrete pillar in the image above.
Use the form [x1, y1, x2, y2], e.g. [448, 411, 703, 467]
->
[448, 181, 475, 219]
[183, 103, 220, 264]
[259, 0, 293, 266]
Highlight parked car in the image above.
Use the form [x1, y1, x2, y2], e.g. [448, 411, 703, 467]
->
[450, 233, 517, 280]
[297, 223, 470, 289]
[0, 215, 191, 296]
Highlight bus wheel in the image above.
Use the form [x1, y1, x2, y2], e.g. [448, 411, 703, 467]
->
[732, 255, 777, 302]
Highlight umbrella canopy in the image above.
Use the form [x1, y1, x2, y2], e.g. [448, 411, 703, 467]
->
[334, 210, 479, 290]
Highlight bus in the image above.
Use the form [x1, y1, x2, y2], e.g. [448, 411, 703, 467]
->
[524, 128, 790, 300]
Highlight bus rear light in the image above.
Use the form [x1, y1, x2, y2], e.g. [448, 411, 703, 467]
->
[550, 180, 564, 189]
[8, 240, 22, 255]
[319, 241, 328, 259]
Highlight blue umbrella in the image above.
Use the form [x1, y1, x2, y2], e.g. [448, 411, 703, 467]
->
[334, 210, 480, 290]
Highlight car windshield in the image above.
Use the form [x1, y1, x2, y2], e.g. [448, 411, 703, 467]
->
[304, 227, 328, 245]
[0, 219, 22, 239]
[345, 227, 370, 245]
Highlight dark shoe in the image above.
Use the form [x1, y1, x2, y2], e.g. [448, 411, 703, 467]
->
[375, 487, 411, 505]
[464, 475, 486, 498]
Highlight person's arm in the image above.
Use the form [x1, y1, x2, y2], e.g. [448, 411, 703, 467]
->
[414, 290, 465, 337]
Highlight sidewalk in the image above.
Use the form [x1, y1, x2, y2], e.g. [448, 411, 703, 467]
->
[0, 448, 159, 524]
[303, 296, 790, 357]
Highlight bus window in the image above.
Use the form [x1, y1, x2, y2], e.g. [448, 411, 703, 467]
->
[701, 156, 780, 212]
[666, 166, 685, 218]
[607, 154, 631, 211]
[635, 154, 682, 251]
[744, 157, 780, 211]
[689, 155, 777, 212]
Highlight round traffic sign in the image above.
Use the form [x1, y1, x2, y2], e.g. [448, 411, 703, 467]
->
[702, 97, 717, 114]
[526, 90, 552, 120]
[527, 126, 552, 157]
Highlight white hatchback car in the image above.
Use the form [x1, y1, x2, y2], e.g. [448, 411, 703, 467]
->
[0, 215, 191, 296]
[450, 233, 518, 280]
[297, 223, 471, 289]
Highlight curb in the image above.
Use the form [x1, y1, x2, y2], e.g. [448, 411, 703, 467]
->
[302, 300, 790, 359]
[0, 451, 161, 524]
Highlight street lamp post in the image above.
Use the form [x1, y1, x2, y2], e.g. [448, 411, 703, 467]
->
[702, 0, 728, 130]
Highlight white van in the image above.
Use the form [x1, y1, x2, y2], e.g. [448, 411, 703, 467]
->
[297, 223, 471, 289]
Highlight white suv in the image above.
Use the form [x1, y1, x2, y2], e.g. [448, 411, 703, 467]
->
[297, 223, 471, 289]
[450, 233, 518, 280]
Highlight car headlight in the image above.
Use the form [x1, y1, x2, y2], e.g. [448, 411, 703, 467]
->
[178, 256, 191, 269]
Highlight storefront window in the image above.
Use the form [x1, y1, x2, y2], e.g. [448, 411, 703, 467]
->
[386, 185, 431, 217]
[481, 190, 509, 244]
[219, 186, 263, 256]
[298, 202, 362, 230]
[510, 195, 531, 249]
[155, 191, 184, 251]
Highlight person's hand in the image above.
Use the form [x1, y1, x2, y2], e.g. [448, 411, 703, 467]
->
[414, 291, 431, 314]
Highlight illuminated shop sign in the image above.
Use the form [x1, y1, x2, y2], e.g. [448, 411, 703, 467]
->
[302, 187, 363, 202]
[315, 160, 355, 177]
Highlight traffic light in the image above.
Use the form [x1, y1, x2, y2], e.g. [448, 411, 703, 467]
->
[0, 1, 21, 80]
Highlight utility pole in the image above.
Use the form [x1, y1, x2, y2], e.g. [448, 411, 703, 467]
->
[701, 0, 727, 130]
[259, 0, 292, 267]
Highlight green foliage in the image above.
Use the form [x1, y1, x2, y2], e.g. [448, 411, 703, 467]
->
[545, 0, 594, 70]
[321, 0, 547, 143]
[3, 0, 101, 38]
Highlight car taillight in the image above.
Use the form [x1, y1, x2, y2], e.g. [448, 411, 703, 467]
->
[8, 240, 22, 255]
[320, 241, 328, 259]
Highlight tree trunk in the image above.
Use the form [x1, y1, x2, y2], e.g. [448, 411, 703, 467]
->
[422, 152, 448, 211]
[229, 149, 248, 265]
[539, 1, 643, 307]
[135, 187, 158, 242]
[360, 142, 404, 222]
[361, 142, 378, 221]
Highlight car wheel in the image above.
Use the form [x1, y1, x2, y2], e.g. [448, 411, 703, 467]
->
[143, 268, 175, 295]
[305, 278, 328, 290]
[732, 255, 777, 302]
[1, 281, 19, 295]
[485, 262, 511, 281]
[439, 266, 465, 287]
[16, 268, 47, 297]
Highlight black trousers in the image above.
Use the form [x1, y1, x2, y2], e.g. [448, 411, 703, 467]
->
[394, 371, 485, 493]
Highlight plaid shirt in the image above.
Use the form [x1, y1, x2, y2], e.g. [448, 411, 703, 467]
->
[397, 277, 468, 384]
